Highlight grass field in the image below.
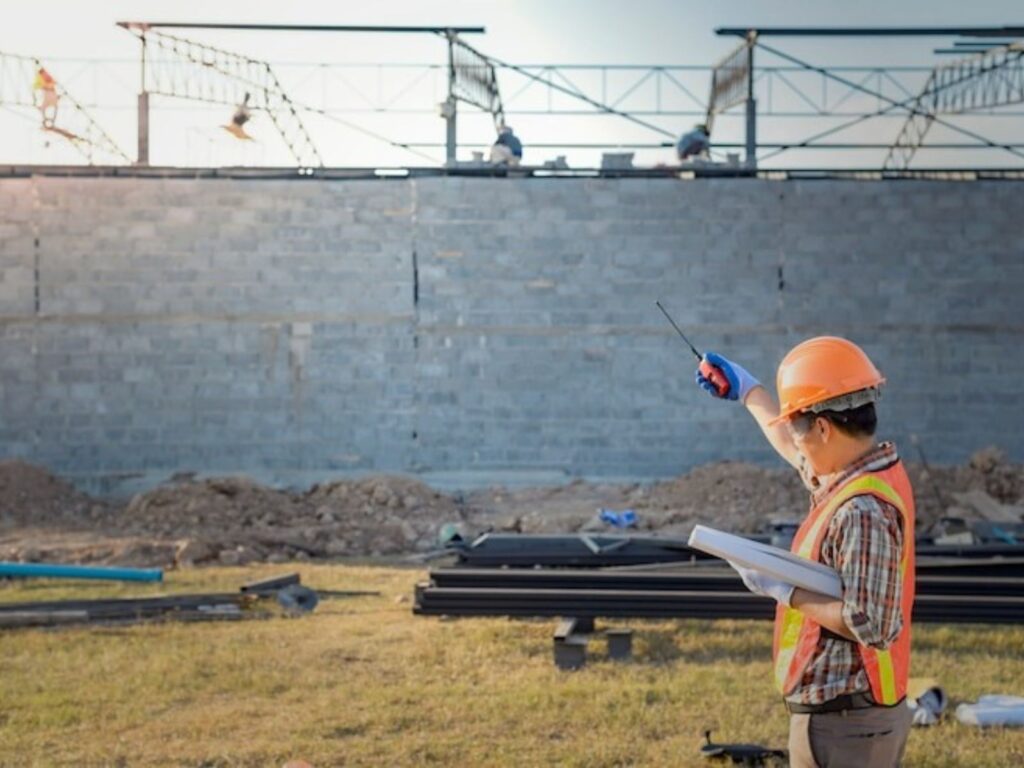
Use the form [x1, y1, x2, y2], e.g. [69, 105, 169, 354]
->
[1, 563, 1022, 767]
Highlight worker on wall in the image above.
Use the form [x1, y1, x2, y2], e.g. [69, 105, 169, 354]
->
[677, 122, 710, 161]
[490, 124, 523, 167]
[33, 67, 60, 129]
[223, 92, 254, 141]
[696, 338, 915, 767]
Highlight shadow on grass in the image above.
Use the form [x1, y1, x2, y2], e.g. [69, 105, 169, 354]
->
[914, 624, 1024, 660]
[636, 623, 773, 665]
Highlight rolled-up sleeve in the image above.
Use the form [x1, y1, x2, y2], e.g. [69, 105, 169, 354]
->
[828, 496, 905, 649]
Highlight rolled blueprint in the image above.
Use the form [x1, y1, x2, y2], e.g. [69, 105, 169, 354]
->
[688, 524, 843, 599]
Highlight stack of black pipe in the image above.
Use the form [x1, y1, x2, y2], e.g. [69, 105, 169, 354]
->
[448, 532, 1024, 571]
[414, 565, 1024, 624]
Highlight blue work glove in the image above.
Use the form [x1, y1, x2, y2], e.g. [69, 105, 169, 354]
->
[730, 562, 795, 606]
[695, 351, 761, 403]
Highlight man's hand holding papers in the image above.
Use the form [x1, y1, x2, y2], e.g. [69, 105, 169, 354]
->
[730, 562, 796, 606]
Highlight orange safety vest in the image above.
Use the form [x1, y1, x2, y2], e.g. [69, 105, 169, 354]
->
[772, 460, 915, 705]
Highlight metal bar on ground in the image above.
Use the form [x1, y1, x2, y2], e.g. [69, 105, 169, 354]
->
[427, 567, 1024, 596]
[0, 592, 248, 616]
[0, 562, 163, 582]
[240, 573, 301, 593]
[413, 584, 1024, 624]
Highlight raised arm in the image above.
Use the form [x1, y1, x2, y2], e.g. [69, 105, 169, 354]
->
[696, 351, 800, 470]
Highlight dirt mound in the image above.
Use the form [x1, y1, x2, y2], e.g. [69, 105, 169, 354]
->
[634, 461, 808, 534]
[460, 466, 809, 539]
[123, 476, 298, 535]
[119, 474, 466, 565]
[0, 528, 180, 568]
[462, 479, 640, 534]
[0, 459, 107, 528]
[301, 476, 465, 557]
[460, 448, 1024, 540]
[908, 447, 1024, 532]
[0, 445, 1021, 568]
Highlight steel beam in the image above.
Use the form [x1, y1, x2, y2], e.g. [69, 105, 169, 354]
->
[117, 22, 485, 34]
[717, 27, 1024, 38]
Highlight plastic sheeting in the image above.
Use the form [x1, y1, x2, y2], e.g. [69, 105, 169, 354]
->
[956, 695, 1024, 727]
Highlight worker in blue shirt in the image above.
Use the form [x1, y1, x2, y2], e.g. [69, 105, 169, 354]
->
[677, 123, 710, 161]
[490, 125, 523, 167]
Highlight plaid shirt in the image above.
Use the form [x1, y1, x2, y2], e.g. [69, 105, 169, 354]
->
[787, 441, 908, 705]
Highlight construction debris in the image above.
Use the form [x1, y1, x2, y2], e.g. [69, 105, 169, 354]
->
[0, 572, 329, 630]
[0, 447, 1020, 567]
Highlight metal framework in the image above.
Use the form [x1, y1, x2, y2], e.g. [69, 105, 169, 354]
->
[885, 42, 1024, 169]
[713, 26, 1024, 171]
[0, 51, 129, 163]
[706, 36, 751, 133]
[119, 21, 493, 167]
[4, 23, 1024, 170]
[450, 36, 504, 129]
[119, 26, 324, 167]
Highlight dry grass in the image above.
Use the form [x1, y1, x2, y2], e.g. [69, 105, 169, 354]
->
[0, 563, 1022, 766]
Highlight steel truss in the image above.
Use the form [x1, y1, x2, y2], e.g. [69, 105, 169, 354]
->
[450, 36, 504, 129]
[242, 61, 951, 119]
[6, 24, 1024, 168]
[884, 42, 1024, 169]
[706, 37, 752, 133]
[0, 51, 129, 163]
[122, 27, 324, 167]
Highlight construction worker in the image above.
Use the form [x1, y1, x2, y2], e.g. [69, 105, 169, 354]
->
[490, 124, 523, 167]
[223, 92, 254, 141]
[32, 67, 60, 129]
[695, 338, 914, 768]
[677, 123, 710, 161]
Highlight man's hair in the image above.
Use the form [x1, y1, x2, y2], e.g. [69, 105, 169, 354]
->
[818, 402, 877, 438]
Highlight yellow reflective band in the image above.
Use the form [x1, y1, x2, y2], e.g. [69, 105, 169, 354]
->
[795, 503, 837, 558]
[840, 475, 912, 572]
[775, 606, 806, 691]
[875, 648, 898, 704]
[795, 474, 897, 558]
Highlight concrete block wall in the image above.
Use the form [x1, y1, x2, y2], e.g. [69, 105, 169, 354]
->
[0, 175, 1021, 493]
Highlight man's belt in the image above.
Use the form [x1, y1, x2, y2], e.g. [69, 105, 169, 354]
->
[785, 692, 879, 714]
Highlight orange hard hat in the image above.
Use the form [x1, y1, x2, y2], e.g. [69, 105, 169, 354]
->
[769, 336, 885, 426]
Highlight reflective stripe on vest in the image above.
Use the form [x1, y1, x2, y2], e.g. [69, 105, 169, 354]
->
[772, 466, 914, 704]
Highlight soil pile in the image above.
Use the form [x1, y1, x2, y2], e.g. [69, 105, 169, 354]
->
[119, 475, 465, 565]
[0, 460, 109, 527]
[0, 446, 1020, 567]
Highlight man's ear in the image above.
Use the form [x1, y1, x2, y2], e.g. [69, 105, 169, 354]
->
[817, 416, 831, 442]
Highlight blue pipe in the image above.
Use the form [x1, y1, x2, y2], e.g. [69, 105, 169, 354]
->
[0, 562, 163, 582]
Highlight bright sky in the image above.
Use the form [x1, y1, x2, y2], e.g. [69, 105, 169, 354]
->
[2, 0, 1022, 168]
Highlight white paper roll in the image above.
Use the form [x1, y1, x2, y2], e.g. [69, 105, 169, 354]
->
[688, 524, 843, 600]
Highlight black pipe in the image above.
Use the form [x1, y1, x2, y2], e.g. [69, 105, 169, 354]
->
[428, 568, 1024, 596]
[414, 585, 1024, 624]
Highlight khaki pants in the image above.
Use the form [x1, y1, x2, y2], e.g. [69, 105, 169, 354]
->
[788, 704, 912, 767]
